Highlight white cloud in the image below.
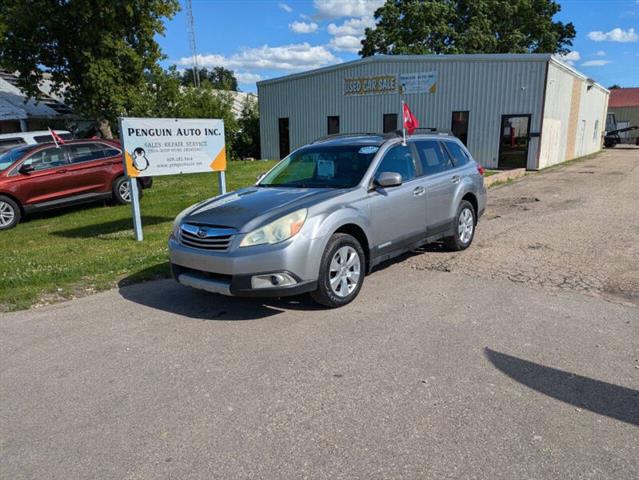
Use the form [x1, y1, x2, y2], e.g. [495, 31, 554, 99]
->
[558, 50, 581, 65]
[178, 43, 339, 71]
[289, 21, 319, 34]
[587, 27, 638, 42]
[329, 35, 363, 52]
[278, 2, 293, 13]
[595, 50, 606, 56]
[581, 60, 612, 67]
[235, 72, 264, 84]
[313, 0, 384, 19]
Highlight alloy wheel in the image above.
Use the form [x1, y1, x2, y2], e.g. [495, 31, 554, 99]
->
[119, 181, 131, 202]
[329, 246, 361, 298]
[458, 207, 474, 244]
[0, 201, 15, 227]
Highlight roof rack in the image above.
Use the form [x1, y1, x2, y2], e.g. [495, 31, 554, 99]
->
[413, 128, 452, 135]
[311, 132, 381, 143]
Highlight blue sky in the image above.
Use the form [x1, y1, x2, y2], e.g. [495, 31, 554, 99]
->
[157, 0, 639, 92]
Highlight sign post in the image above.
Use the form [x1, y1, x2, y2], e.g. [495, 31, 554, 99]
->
[119, 117, 227, 241]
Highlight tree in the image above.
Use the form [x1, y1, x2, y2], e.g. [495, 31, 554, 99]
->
[608, 84, 621, 90]
[232, 98, 260, 159]
[360, 0, 576, 57]
[0, 0, 180, 138]
[180, 66, 239, 91]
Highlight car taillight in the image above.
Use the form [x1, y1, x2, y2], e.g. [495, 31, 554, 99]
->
[477, 164, 485, 176]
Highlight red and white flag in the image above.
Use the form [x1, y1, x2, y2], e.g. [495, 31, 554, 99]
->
[402, 102, 419, 136]
[48, 127, 65, 147]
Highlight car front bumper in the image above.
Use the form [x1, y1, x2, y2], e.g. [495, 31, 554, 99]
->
[168, 233, 324, 297]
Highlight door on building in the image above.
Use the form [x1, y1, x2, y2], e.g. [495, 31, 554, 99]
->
[451, 111, 469, 146]
[278, 118, 290, 159]
[498, 114, 531, 169]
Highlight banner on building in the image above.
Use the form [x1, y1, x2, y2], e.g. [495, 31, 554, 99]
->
[344, 75, 398, 96]
[119, 117, 227, 178]
[399, 71, 438, 94]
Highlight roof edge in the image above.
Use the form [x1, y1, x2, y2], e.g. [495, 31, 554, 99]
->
[257, 53, 554, 88]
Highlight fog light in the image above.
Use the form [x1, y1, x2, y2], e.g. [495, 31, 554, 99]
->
[251, 273, 297, 289]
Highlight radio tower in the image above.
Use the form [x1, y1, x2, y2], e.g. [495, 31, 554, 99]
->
[185, 0, 200, 87]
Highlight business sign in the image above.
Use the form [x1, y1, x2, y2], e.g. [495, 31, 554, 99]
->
[399, 71, 438, 94]
[344, 75, 398, 96]
[119, 117, 226, 178]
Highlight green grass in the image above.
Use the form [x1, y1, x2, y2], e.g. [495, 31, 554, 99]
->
[484, 170, 499, 177]
[0, 160, 278, 312]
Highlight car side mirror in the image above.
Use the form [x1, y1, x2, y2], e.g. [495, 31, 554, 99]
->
[375, 171, 403, 188]
[19, 164, 35, 175]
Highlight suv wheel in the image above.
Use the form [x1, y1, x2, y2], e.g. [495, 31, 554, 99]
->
[444, 200, 476, 251]
[0, 196, 21, 231]
[311, 233, 365, 308]
[113, 177, 142, 205]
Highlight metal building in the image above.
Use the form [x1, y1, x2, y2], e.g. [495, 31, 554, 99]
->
[258, 54, 609, 170]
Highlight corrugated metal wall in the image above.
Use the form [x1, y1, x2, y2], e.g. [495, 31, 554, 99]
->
[539, 60, 609, 168]
[258, 55, 549, 168]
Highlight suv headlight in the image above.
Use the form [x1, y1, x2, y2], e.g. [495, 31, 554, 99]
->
[240, 209, 307, 247]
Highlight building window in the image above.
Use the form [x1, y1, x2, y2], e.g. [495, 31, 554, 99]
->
[327, 116, 340, 135]
[278, 118, 290, 159]
[451, 111, 469, 146]
[383, 114, 398, 133]
[593, 119, 599, 141]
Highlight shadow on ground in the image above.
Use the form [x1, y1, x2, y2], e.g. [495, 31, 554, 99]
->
[485, 348, 639, 426]
[52, 215, 172, 238]
[117, 263, 324, 321]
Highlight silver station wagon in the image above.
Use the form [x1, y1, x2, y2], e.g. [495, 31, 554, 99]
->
[169, 132, 487, 307]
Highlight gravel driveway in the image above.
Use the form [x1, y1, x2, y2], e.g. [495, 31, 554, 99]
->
[410, 146, 639, 306]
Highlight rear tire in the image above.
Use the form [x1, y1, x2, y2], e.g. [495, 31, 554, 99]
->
[311, 233, 365, 308]
[113, 177, 142, 205]
[0, 196, 21, 231]
[444, 200, 476, 251]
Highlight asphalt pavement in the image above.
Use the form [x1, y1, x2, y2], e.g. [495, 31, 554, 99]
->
[1, 148, 638, 479]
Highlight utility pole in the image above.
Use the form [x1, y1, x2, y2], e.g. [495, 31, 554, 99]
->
[185, 0, 200, 88]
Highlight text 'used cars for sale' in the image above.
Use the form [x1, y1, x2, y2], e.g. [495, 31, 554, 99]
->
[169, 132, 486, 307]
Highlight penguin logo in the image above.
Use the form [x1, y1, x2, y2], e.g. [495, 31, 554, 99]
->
[132, 147, 150, 172]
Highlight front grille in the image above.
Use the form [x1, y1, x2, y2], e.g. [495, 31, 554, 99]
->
[179, 224, 235, 251]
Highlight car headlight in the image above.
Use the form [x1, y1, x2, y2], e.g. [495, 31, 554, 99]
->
[240, 209, 307, 247]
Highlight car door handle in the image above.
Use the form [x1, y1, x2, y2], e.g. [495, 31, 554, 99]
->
[56, 169, 68, 174]
[413, 186, 426, 196]
[451, 175, 461, 184]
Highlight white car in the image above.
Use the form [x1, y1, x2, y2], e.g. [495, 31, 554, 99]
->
[0, 130, 73, 153]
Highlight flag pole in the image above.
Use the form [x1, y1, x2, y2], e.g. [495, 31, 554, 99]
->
[400, 83, 406, 146]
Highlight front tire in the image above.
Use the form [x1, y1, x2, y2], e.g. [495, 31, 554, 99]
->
[311, 233, 365, 308]
[0, 196, 21, 231]
[444, 200, 476, 251]
[113, 177, 142, 205]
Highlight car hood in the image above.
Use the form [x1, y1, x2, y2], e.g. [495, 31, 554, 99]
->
[183, 186, 344, 232]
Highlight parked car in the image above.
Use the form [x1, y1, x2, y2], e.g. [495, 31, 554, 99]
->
[169, 132, 486, 307]
[0, 130, 73, 154]
[0, 139, 152, 230]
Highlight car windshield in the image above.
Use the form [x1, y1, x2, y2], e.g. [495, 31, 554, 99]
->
[0, 146, 34, 171]
[259, 144, 380, 188]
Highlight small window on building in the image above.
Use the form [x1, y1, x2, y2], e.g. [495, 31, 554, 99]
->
[278, 118, 290, 159]
[327, 116, 340, 135]
[383, 114, 398, 133]
[593, 120, 599, 141]
[451, 111, 469, 146]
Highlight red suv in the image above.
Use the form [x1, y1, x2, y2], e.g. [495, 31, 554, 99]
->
[0, 139, 152, 230]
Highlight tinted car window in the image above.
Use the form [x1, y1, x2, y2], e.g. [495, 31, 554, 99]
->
[444, 141, 470, 167]
[23, 147, 68, 171]
[0, 138, 26, 154]
[65, 144, 102, 164]
[376, 145, 416, 182]
[415, 140, 453, 175]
